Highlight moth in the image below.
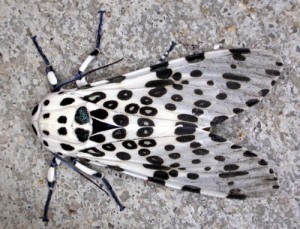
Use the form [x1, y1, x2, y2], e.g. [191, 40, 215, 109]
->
[31, 11, 282, 223]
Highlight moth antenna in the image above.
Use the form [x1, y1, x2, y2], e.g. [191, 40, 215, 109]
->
[159, 41, 177, 62]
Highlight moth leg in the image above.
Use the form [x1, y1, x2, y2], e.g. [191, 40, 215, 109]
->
[76, 10, 106, 88]
[70, 157, 125, 211]
[31, 36, 58, 88]
[41, 156, 61, 224]
[159, 41, 177, 62]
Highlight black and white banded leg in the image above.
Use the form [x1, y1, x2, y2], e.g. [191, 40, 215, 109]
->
[70, 157, 125, 211]
[31, 36, 58, 89]
[75, 10, 106, 88]
[159, 41, 177, 62]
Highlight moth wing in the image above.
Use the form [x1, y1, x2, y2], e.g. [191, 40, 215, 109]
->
[81, 49, 282, 128]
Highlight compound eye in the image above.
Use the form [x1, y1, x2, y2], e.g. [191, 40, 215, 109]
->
[75, 106, 90, 124]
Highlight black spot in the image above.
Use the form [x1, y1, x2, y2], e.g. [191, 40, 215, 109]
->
[58, 127, 67, 135]
[169, 170, 178, 177]
[61, 143, 74, 151]
[194, 100, 211, 108]
[137, 118, 155, 126]
[230, 64, 237, 69]
[216, 93, 227, 100]
[165, 103, 176, 111]
[176, 135, 195, 142]
[190, 142, 201, 148]
[204, 167, 211, 171]
[108, 75, 126, 83]
[169, 153, 181, 159]
[137, 127, 154, 137]
[210, 116, 228, 126]
[207, 80, 214, 86]
[215, 155, 225, 161]
[43, 140, 48, 146]
[140, 96, 153, 105]
[122, 140, 138, 150]
[222, 73, 250, 82]
[173, 84, 183, 90]
[117, 90, 133, 100]
[145, 79, 173, 87]
[89, 134, 106, 143]
[143, 164, 169, 170]
[194, 89, 203, 95]
[138, 148, 151, 156]
[156, 68, 173, 79]
[181, 79, 189, 84]
[243, 151, 257, 157]
[227, 193, 247, 200]
[190, 70, 202, 77]
[187, 173, 199, 180]
[32, 105, 38, 116]
[273, 185, 279, 189]
[219, 171, 249, 178]
[172, 72, 182, 81]
[192, 108, 204, 116]
[185, 52, 205, 63]
[170, 163, 180, 168]
[259, 89, 270, 97]
[116, 152, 131, 160]
[165, 145, 175, 151]
[103, 100, 118, 109]
[171, 94, 183, 102]
[176, 122, 197, 128]
[153, 171, 169, 180]
[90, 109, 108, 120]
[269, 168, 274, 174]
[58, 116, 67, 124]
[43, 113, 50, 119]
[140, 106, 158, 116]
[178, 114, 198, 123]
[83, 92, 106, 103]
[209, 133, 226, 142]
[75, 107, 90, 124]
[44, 100, 50, 106]
[148, 177, 165, 185]
[80, 147, 105, 157]
[231, 145, 242, 149]
[102, 143, 116, 151]
[246, 99, 259, 107]
[224, 164, 239, 171]
[228, 181, 234, 186]
[146, 156, 164, 165]
[125, 103, 140, 114]
[43, 130, 49, 135]
[233, 108, 244, 114]
[150, 61, 168, 71]
[192, 159, 201, 164]
[265, 69, 280, 76]
[148, 86, 167, 97]
[193, 148, 209, 155]
[230, 48, 250, 54]
[226, 81, 241, 89]
[258, 159, 268, 166]
[60, 98, 75, 106]
[175, 127, 196, 135]
[182, 185, 201, 193]
[92, 118, 118, 134]
[112, 129, 127, 139]
[271, 80, 276, 86]
[107, 165, 124, 172]
[113, 114, 129, 126]
[139, 139, 157, 147]
[276, 62, 283, 66]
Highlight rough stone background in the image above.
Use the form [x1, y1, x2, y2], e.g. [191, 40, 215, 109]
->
[0, 0, 299, 228]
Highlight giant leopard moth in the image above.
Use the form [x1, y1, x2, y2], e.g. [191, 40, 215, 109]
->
[31, 11, 282, 223]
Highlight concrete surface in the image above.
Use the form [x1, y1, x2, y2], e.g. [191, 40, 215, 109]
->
[0, 0, 299, 228]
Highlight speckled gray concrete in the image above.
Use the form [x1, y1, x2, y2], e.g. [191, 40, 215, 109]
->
[0, 0, 299, 228]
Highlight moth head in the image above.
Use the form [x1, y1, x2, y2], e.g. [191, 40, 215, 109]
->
[31, 92, 92, 153]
